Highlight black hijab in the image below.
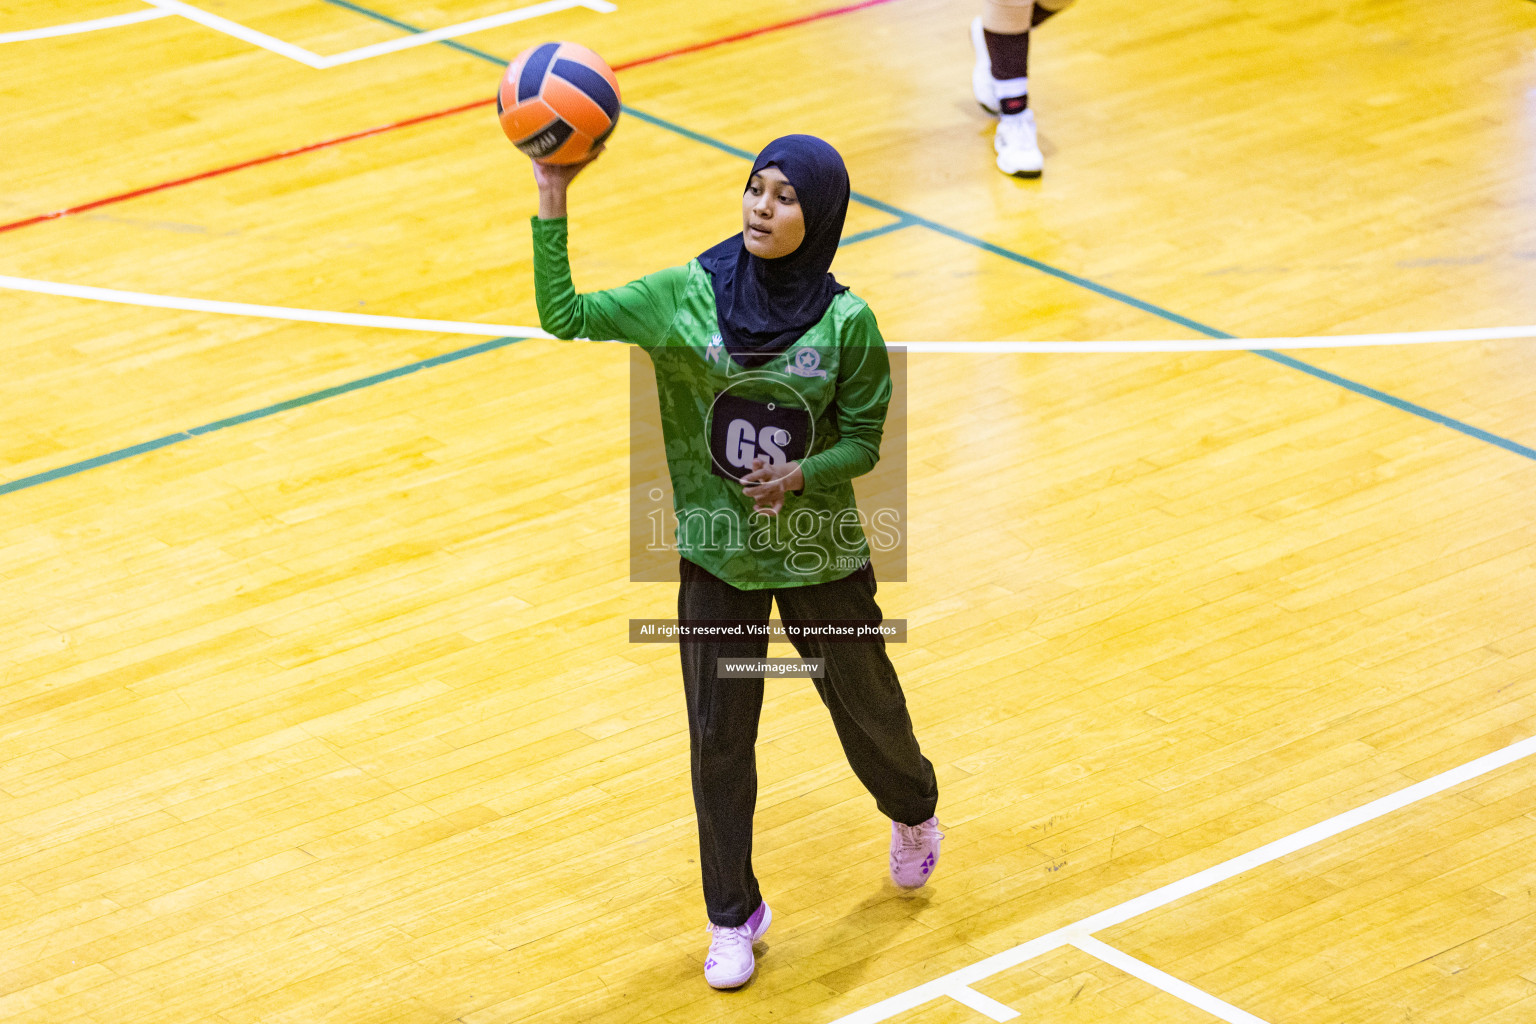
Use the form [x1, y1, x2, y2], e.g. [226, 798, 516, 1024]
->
[697, 135, 851, 369]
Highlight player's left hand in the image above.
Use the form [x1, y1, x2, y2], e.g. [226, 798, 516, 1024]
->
[741, 457, 803, 516]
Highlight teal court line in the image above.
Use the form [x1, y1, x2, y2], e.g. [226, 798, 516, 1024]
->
[321, 0, 507, 62]
[0, 336, 529, 497]
[1258, 350, 1536, 460]
[840, 216, 917, 247]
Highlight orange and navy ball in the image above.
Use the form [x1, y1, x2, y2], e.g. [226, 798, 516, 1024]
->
[497, 42, 620, 164]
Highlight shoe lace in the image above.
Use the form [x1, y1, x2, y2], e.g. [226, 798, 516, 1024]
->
[896, 820, 944, 853]
[705, 921, 754, 957]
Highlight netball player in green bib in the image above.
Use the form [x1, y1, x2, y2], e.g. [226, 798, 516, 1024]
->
[529, 135, 941, 990]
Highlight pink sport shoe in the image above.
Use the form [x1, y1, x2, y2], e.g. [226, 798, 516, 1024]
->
[890, 817, 943, 888]
[703, 901, 771, 989]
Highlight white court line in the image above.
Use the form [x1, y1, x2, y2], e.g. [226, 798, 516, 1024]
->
[899, 326, 1536, 352]
[3, 275, 1535, 352]
[1072, 936, 1272, 1024]
[139, 0, 613, 69]
[946, 986, 1020, 1021]
[142, 0, 325, 66]
[318, 0, 616, 68]
[0, 275, 552, 339]
[0, 7, 171, 44]
[829, 732, 1536, 1023]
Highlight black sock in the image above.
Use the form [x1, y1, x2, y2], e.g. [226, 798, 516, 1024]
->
[983, 29, 1030, 112]
[982, 28, 1030, 81]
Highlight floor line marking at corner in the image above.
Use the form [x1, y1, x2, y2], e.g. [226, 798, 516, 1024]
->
[320, 0, 510, 62]
[1072, 937, 1272, 1024]
[138, 0, 611, 68]
[944, 985, 1019, 1021]
[314, 0, 614, 68]
[827, 733, 1536, 1023]
[142, 0, 327, 66]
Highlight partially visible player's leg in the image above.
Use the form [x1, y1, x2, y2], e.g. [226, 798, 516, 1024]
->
[971, 0, 1075, 177]
[678, 557, 775, 987]
[775, 562, 942, 887]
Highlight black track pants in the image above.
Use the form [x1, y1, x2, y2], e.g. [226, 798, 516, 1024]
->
[677, 557, 939, 927]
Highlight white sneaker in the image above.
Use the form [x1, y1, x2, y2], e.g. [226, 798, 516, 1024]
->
[703, 901, 771, 989]
[995, 110, 1044, 178]
[890, 817, 944, 888]
[970, 16, 999, 115]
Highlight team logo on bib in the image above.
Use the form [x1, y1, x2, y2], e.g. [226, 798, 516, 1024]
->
[705, 333, 724, 365]
[787, 347, 827, 378]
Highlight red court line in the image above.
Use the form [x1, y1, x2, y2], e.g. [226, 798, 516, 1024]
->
[0, 0, 906, 236]
[610, 0, 903, 71]
[0, 98, 494, 236]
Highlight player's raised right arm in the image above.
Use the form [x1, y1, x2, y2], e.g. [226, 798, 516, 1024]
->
[529, 156, 684, 348]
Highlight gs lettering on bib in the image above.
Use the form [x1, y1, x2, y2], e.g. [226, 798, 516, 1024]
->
[708, 392, 810, 481]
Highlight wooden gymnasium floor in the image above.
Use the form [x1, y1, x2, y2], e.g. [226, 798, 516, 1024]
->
[4, 0, 1536, 1021]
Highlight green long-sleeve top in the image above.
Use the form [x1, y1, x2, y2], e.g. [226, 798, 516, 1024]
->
[531, 215, 892, 588]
